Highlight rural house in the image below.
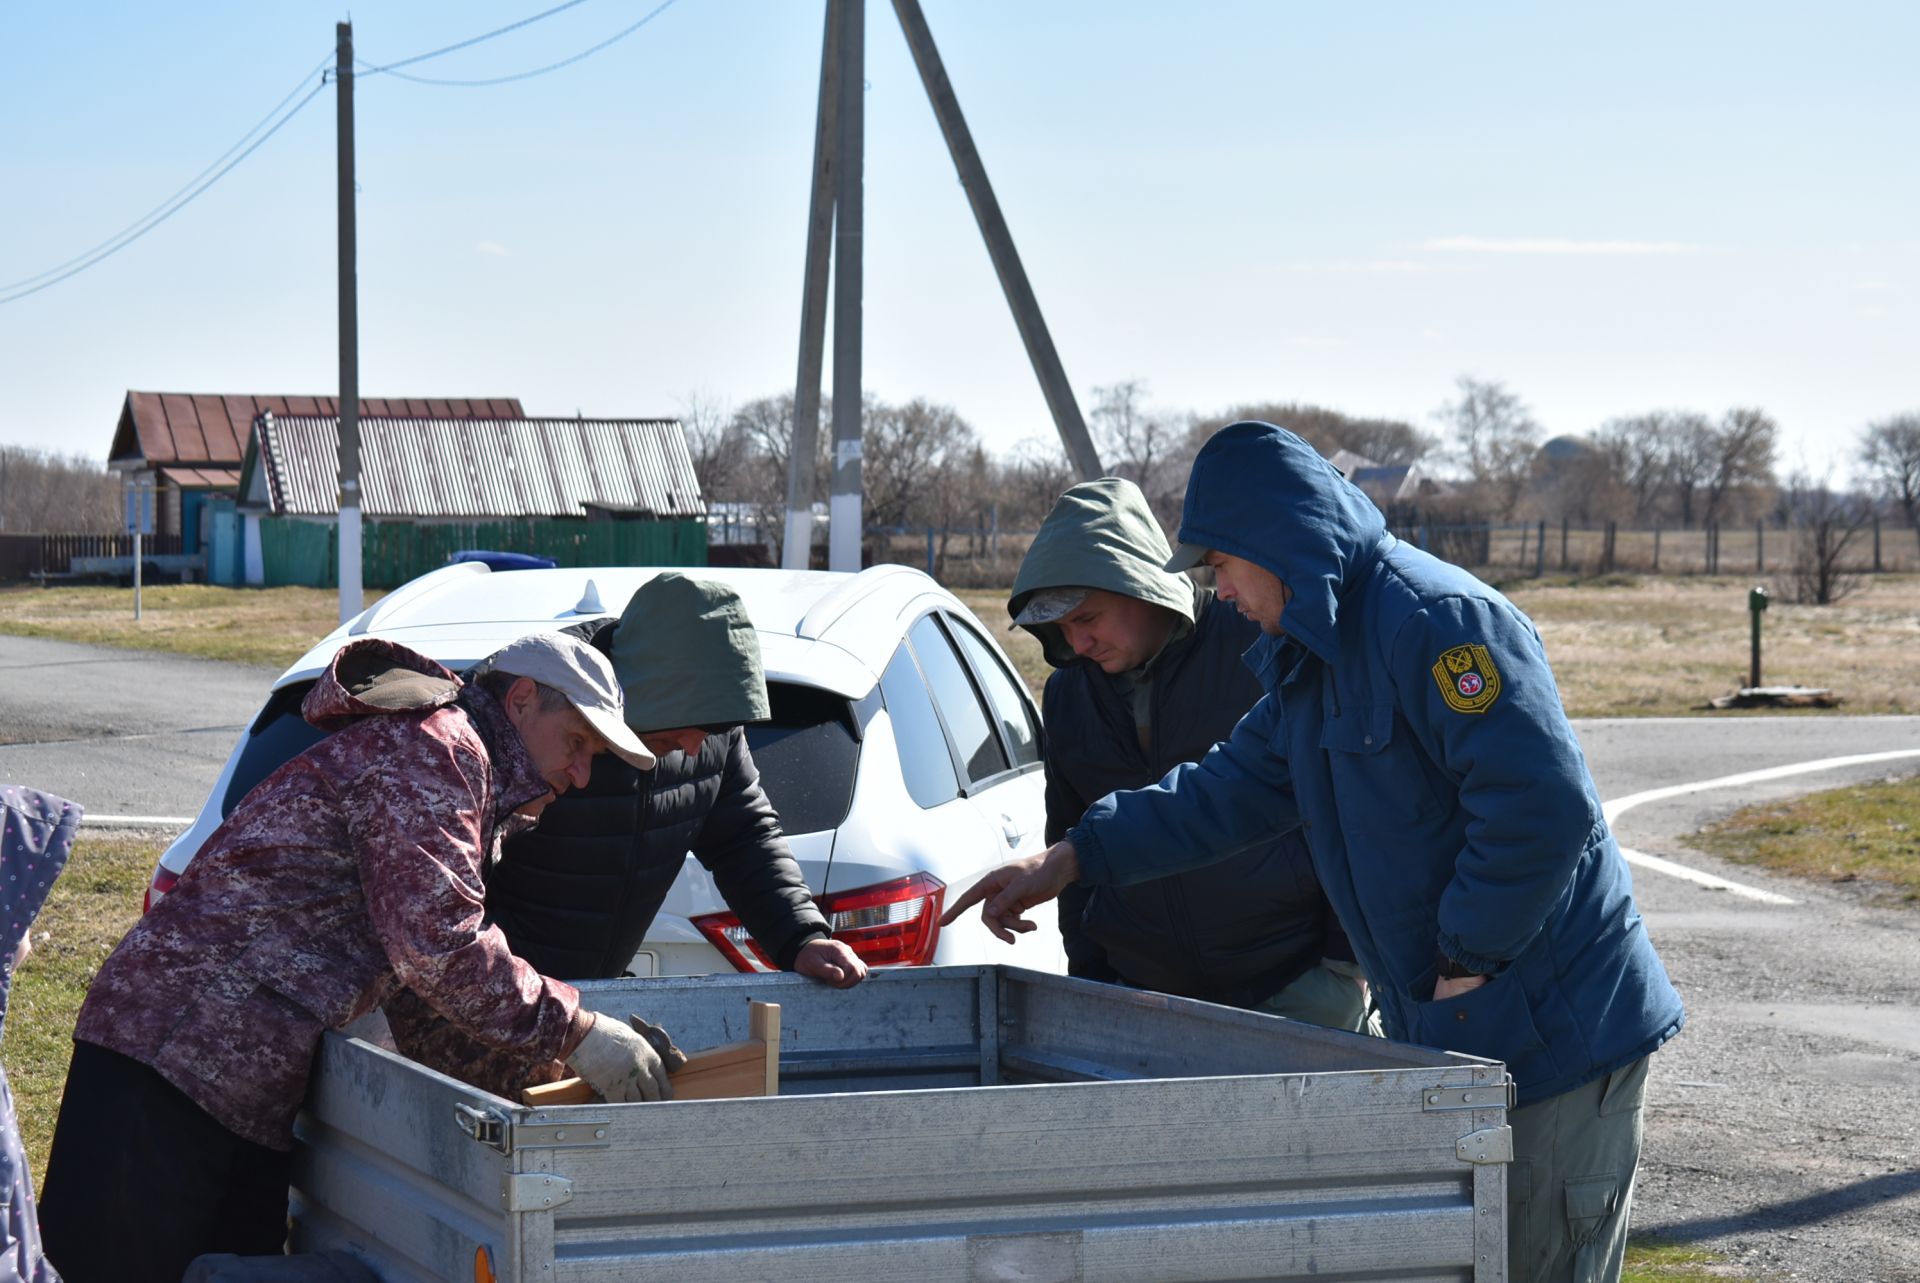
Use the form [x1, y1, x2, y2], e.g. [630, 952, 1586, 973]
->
[106, 390, 526, 557]
[218, 412, 707, 587]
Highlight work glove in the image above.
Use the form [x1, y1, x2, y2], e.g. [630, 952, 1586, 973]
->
[567, 1012, 682, 1103]
[628, 1014, 689, 1073]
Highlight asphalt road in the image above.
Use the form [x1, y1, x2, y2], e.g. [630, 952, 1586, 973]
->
[0, 635, 274, 820]
[3, 635, 1917, 1273]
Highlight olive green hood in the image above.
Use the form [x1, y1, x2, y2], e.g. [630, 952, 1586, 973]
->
[610, 573, 770, 733]
[1009, 477, 1197, 668]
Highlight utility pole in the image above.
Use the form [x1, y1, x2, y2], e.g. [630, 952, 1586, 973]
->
[891, 0, 1102, 480]
[785, 0, 1103, 574]
[781, 1, 842, 571]
[335, 21, 364, 622]
[826, 0, 865, 573]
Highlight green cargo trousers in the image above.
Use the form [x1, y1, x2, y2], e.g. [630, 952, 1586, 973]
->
[1253, 958, 1384, 1035]
[1507, 1055, 1651, 1283]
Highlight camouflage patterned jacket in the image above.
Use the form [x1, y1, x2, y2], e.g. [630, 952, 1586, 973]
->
[73, 639, 582, 1150]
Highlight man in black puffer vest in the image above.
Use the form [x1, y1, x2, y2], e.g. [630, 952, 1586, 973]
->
[484, 573, 864, 988]
[388, 574, 865, 1096]
[1010, 479, 1374, 1029]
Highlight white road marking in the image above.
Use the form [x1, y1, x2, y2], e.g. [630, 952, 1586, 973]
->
[1604, 748, 1920, 906]
[79, 814, 195, 828]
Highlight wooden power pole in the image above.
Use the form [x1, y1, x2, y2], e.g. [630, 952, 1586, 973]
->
[335, 21, 364, 621]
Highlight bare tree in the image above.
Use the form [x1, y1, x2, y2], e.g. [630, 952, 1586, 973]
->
[862, 397, 975, 532]
[720, 392, 831, 561]
[675, 389, 740, 501]
[0, 446, 121, 533]
[1593, 412, 1675, 522]
[998, 436, 1076, 530]
[915, 443, 995, 581]
[1436, 376, 1541, 520]
[1660, 412, 1718, 528]
[1091, 381, 1187, 526]
[1775, 468, 1873, 605]
[1193, 401, 1432, 466]
[1859, 412, 1920, 548]
[1700, 407, 1779, 527]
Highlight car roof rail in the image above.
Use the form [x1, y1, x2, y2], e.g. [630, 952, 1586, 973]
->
[794, 564, 932, 640]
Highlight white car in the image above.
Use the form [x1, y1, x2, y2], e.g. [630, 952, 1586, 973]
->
[148, 561, 1065, 977]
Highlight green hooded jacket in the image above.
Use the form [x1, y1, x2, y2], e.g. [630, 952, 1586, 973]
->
[611, 573, 771, 732]
[1008, 478, 1195, 667]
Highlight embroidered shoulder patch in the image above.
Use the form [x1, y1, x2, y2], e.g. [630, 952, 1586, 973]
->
[1431, 643, 1502, 714]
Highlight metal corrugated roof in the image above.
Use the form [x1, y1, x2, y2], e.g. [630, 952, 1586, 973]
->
[256, 416, 704, 519]
[156, 466, 243, 489]
[109, 392, 526, 467]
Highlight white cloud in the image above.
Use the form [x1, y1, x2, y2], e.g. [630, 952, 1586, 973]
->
[1422, 236, 1698, 256]
[475, 240, 510, 257]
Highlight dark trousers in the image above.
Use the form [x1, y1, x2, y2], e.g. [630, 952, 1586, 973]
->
[38, 1040, 290, 1283]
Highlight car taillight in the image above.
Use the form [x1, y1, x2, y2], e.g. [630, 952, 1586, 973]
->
[143, 867, 180, 914]
[691, 873, 947, 972]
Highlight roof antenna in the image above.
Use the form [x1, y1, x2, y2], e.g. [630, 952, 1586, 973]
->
[571, 578, 605, 616]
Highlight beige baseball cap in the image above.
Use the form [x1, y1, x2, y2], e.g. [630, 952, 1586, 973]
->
[482, 633, 657, 770]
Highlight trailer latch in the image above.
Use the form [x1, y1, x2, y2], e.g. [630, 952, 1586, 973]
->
[1456, 1126, 1514, 1165]
[455, 1104, 510, 1153]
[456, 1103, 615, 1155]
[504, 1172, 575, 1212]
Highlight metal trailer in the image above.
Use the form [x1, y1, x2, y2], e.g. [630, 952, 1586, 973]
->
[292, 967, 1513, 1282]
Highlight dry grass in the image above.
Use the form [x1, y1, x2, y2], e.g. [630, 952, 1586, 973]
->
[0, 832, 158, 1188]
[1691, 772, 1920, 906]
[0, 583, 383, 670]
[1496, 573, 1920, 717]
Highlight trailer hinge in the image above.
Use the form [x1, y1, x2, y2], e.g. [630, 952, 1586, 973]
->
[503, 1172, 574, 1212]
[455, 1104, 614, 1155]
[1421, 1082, 1516, 1112]
[1456, 1125, 1514, 1165]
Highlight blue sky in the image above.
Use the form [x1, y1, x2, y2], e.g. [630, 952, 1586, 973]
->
[2, 1, 1913, 483]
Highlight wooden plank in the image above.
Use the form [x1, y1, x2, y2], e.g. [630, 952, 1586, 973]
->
[750, 1001, 780, 1097]
[521, 1078, 595, 1107]
[520, 1002, 781, 1106]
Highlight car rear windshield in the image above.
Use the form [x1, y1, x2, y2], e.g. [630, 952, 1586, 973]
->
[222, 678, 860, 836]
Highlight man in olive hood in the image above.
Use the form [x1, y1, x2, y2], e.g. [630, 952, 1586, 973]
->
[1007, 478, 1370, 1029]
[389, 573, 865, 1096]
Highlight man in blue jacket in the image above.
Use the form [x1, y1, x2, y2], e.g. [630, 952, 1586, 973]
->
[946, 422, 1684, 1283]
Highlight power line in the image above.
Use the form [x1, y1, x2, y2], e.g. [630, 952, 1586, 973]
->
[361, 0, 680, 88]
[0, 51, 334, 298]
[1, 0, 687, 305]
[0, 77, 329, 306]
[357, 0, 597, 75]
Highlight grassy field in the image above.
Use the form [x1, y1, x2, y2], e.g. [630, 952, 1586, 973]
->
[1693, 772, 1920, 906]
[0, 583, 384, 669]
[2, 831, 157, 1188]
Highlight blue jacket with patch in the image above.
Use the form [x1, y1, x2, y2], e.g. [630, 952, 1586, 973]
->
[1069, 422, 1684, 1105]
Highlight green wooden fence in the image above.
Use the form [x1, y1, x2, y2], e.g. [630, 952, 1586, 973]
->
[258, 517, 707, 588]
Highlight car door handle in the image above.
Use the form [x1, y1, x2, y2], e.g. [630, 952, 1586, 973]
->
[999, 814, 1026, 847]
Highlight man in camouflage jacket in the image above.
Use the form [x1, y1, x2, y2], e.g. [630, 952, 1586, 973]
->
[38, 634, 665, 1283]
